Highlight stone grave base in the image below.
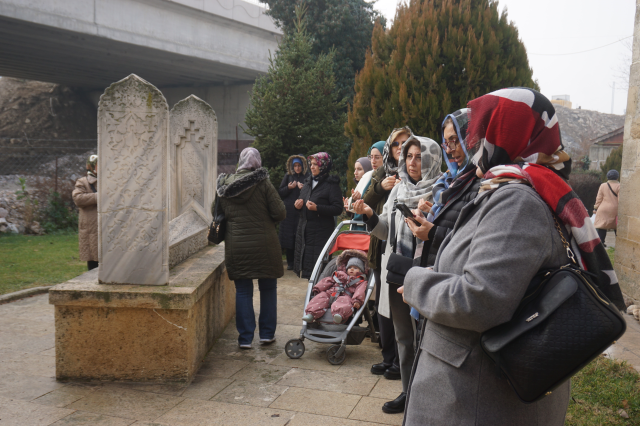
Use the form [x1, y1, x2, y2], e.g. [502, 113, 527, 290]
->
[49, 245, 234, 383]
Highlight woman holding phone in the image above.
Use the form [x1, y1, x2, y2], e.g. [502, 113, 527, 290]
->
[353, 135, 442, 414]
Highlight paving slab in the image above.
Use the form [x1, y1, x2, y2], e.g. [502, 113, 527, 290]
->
[31, 387, 87, 408]
[65, 387, 185, 422]
[0, 395, 75, 426]
[0, 371, 65, 401]
[50, 411, 136, 425]
[228, 362, 292, 384]
[368, 377, 404, 400]
[179, 376, 234, 400]
[196, 358, 251, 379]
[286, 412, 382, 426]
[211, 380, 288, 407]
[349, 396, 404, 425]
[269, 387, 362, 418]
[277, 368, 379, 396]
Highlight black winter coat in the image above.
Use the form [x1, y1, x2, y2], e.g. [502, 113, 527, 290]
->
[293, 174, 343, 278]
[419, 176, 481, 268]
[278, 156, 309, 250]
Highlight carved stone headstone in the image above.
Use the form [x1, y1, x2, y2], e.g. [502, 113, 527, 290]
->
[97, 74, 169, 285]
[168, 95, 217, 268]
[170, 95, 217, 221]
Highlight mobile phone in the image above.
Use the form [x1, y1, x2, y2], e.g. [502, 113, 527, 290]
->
[396, 203, 420, 225]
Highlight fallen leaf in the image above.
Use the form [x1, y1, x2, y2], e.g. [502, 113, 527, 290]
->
[618, 409, 629, 419]
[271, 414, 280, 418]
[623, 399, 629, 409]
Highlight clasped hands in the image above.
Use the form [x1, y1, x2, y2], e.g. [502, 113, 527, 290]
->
[288, 181, 304, 189]
[294, 199, 317, 211]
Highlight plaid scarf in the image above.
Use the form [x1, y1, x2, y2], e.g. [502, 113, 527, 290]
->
[468, 88, 625, 311]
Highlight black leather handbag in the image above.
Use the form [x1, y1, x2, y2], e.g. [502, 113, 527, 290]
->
[207, 194, 226, 244]
[481, 215, 626, 403]
[385, 202, 415, 286]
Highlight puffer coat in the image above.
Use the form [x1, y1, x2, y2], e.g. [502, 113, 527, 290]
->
[278, 155, 309, 250]
[72, 175, 98, 262]
[293, 174, 343, 278]
[217, 168, 286, 280]
[419, 177, 481, 268]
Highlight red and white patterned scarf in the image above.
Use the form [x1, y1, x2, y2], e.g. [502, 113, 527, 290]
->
[467, 88, 625, 310]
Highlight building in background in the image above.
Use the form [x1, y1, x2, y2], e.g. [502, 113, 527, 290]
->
[551, 94, 573, 109]
[589, 126, 624, 171]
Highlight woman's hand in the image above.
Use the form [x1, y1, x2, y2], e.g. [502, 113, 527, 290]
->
[352, 189, 362, 201]
[306, 200, 318, 211]
[288, 181, 297, 189]
[294, 199, 303, 209]
[297, 182, 304, 189]
[405, 213, 434, 240]
[343, 197, 350, 210]
[352, 200, 373, 218]
[397, 286, 406, 303]
[418, 198, 433, 213]
[381, 176, 400, 191]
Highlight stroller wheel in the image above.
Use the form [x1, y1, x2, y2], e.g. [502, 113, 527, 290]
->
[327, 344, 346, 365]
[285, 339, 305, 359]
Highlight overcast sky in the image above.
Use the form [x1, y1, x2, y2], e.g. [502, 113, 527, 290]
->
[371, 0, 635, 116]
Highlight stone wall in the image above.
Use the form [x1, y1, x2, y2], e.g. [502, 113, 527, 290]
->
[615, 0, 640, 300]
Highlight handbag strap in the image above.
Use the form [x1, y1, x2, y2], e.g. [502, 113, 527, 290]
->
[390, 200, 398, 252]
[551, 214, 578, 266]
[89, 182, 97, 193]
[607, 182, 618, 198]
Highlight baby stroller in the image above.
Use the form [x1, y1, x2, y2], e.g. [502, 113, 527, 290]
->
[284, 220, 377, 365]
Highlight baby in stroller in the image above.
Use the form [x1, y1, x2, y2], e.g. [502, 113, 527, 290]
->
[302, 250, 369, 324]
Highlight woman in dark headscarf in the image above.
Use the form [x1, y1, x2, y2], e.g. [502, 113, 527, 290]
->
[401, 88, 625, 425]
[278, 155, 309, 269]
[293, 152, 343, 278]
[217, 147, 286, 349]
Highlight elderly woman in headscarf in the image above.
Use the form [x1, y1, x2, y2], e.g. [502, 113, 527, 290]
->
[409, 108, 482, 269]
[217, 147, 286, 349]
[400, 88, 625, 425]
[353, 134, 443, 414]
[278, 155, 309, 270]
[293, 152, 343, 279]
[593, 169, 620, 246]
[72, 154, 99, 270]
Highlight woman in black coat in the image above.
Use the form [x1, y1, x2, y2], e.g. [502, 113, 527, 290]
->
[278, 155, 309, 270]
[293, 152, 343, 279]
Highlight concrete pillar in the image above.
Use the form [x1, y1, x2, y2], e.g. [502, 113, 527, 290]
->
[616, 0, 640, 299]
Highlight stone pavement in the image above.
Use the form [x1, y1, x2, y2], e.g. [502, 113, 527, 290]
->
[0, 269, 404, 426]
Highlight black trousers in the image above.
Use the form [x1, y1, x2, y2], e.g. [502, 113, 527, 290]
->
[286, 249, 295, 268]
[374, 268, 399, 367]
[596, 228, 617, 246]
[87, 261, 99, 271]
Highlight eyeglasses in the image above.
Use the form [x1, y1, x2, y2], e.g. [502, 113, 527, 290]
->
[391, 141, 400, 147]
[442, 136, 460, 151]
[368, 155, 382, 161]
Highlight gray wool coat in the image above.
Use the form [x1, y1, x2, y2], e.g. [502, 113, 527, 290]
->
[403, 184, 570, 426]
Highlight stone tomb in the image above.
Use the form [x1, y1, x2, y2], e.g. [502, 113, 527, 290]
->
[97, 74, 170, 286]
[168, 95, 218, 268]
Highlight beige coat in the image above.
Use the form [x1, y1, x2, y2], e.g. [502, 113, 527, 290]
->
[594, 180, 619, 230]
[72, 175, 98, 261]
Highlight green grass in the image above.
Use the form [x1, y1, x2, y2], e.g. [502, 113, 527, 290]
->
[608, 247, 616, 266]
[0, 232, 86, 295]
[566, 355, 640, 425]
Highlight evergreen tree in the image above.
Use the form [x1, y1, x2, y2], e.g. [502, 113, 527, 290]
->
[262, 0, 385, 103]
[345, 0, 538, 190]
[243, 6, 348, 187]
[600, 146, 623, 181]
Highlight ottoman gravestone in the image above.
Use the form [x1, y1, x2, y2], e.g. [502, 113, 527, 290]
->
[97, 74, 169, 285]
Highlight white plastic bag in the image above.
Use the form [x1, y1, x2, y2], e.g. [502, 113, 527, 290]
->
[590, 213, 596, 224]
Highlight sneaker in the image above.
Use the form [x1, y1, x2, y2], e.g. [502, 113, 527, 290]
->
[260, 337, 276, 345]
[239, 343, 252, 349]
[302, 313, 314, 323]
[333, 314, 343, 324]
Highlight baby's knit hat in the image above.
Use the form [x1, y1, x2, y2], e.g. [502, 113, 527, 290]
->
[346, 257, 365, 273]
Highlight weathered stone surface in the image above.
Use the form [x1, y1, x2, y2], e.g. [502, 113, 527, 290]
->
[168, 209, 209, 268]
[170, 95, 217, 222]
[617, 5, 640, 300]
[49, 245, 235, 382]
[97, 74, 169, 286]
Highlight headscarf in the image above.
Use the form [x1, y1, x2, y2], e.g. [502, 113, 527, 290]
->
[430, 108, 477, 219]
[466, 87, 624, 310]
[368, 141, 386, 157]
[383, 127, 411, 176]
[86, 155, 98, 177]
[607, 170, 619, 181]
[308, 152, 333, 180]
[396, 136, 443, 209]
[355, 157, 372, 177]
[292, 158, 303, 168]
[237, 147, 262, 171]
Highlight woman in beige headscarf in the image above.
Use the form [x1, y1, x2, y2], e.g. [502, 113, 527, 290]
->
[72, 155, 99, 270]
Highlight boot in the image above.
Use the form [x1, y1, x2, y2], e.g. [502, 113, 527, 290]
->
[370, 361, 391, 375]
[383, 364, 401, 380]
[382, 392, 406, 414]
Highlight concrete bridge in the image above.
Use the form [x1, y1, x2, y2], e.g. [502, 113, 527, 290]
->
[0, 0, 282, 158]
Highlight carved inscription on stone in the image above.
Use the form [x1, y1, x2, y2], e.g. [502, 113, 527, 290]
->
[97, 74, 169, 285]
[170, 95, 218, 221]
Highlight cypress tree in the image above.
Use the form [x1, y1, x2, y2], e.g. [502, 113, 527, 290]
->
[345, 0, 538, 190]
[243, 6, 348, 187]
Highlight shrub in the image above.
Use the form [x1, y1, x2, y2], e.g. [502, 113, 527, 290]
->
[600, 146, 623, 182]
[568, 171, 602, 215]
